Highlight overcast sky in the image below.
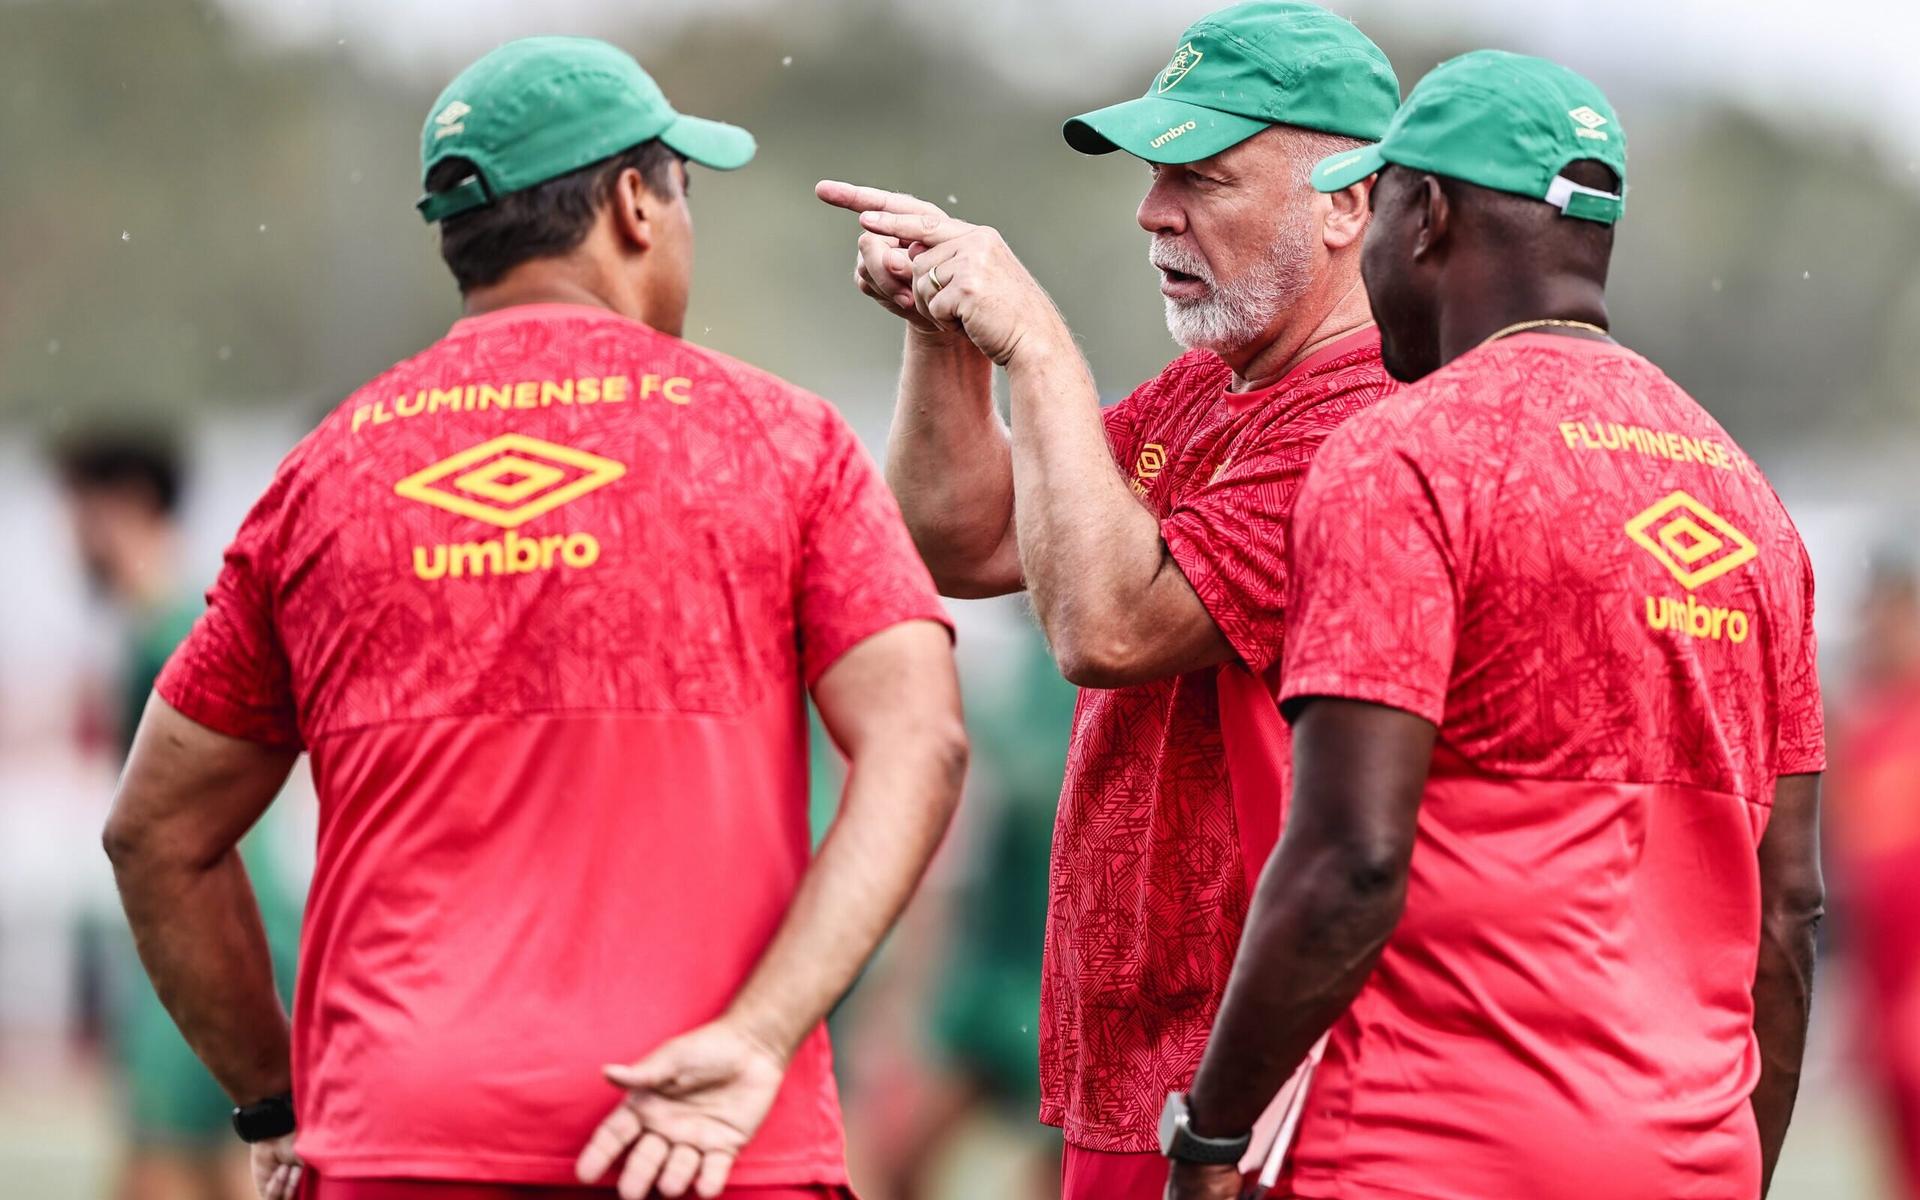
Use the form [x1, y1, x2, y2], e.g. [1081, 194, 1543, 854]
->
[215, 0, 1920, 173]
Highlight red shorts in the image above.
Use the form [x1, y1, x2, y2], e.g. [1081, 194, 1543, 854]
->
[1060, 1145, 1168, 1200]
[300, 1178, 846, 1200]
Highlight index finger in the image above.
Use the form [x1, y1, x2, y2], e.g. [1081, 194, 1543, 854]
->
[858, 209, 969, 246]
[816, 180, 948, 220]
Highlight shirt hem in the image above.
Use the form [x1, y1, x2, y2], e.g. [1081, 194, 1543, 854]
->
[802, 607, 955, 688]
[1776, 753, 1826, 776]
[302, 1148, 848, 1188]
[155, 675, 304, 750]
[1038, 1103, 1159, 1154]
[1161, 517, 1278, 674]
[1278, 671, 1445, 726]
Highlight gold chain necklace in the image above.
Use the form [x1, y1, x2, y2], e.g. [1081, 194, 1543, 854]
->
[1477, 317, 1610, 349]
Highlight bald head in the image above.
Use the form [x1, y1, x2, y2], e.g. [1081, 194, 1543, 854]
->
[1361, 158, 1619, 382]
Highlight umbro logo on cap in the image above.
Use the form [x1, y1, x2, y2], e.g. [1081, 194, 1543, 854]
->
[433, 100, 471, 140]
[1568, 106, 1610, 140]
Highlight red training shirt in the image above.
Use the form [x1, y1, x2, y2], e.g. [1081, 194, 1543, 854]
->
[1039, 328, 1389, 1150]
[157, 304, 950, 1187]
[1274, 334, 1824, 1199]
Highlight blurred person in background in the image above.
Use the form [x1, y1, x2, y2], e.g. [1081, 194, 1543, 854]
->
[1172, 52, 1826, 1200]
[101, 35, 965, 1200]
[1828, 551, 1920, 1198]
[56, 437, 301, 1200]
[818, 4, 1398, 1197]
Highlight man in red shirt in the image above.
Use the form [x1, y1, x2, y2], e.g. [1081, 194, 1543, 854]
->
[816, 5, 1398, 1196]
[102, 37, 966, 1200]
[1169, 52, 1826, 1199]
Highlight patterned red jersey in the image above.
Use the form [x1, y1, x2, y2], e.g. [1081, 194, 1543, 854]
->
[1039, 328, 1389, 1150]
[156, 304, 949, 1187]
[1275, 334, 1824, 1199]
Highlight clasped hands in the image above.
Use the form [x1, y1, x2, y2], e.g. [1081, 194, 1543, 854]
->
[816, 179, 1072, 370]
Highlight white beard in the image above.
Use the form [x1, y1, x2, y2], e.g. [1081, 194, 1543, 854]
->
[1151, 223, 1317, 354]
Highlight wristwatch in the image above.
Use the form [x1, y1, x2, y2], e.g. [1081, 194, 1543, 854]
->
[231, 1092, 296, 1143]
[1158, 1091, 1251, 1165]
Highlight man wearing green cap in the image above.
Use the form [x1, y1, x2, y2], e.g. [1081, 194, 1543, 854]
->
[817, 4, 1397, 1197]
[1170, 51, 1825, 1199]
[104, 35, 967, 1200]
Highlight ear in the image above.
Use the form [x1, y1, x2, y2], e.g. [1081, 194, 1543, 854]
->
[1321, 176, 1372, 251]
[1411, 174, 1448, 261]
[609, 166, 656, 255]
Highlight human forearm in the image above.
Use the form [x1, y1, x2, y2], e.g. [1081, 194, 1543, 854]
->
[1749, 771, 1824, 1194]
[1184, 700, 1432, 1137]
[1751, 908, 1818, 1192]
[836, 194, 1229, 677]
[103, 699, 297, 1105]
[1005, 343, 1215, 684]
[884, 327, 1020, 596]
[1184, 838, 1405, 1136]
[724, 728, 965, 1058]
[1749, 771, 1824, 1192]
[106, 842, 292, 1102]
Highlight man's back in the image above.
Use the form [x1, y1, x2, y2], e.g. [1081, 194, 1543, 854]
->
[158, 303, 946, 1187]
[1278, 334, 1823, 1199]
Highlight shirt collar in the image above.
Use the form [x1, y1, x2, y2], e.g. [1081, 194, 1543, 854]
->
[1225, 325, 1381, 415]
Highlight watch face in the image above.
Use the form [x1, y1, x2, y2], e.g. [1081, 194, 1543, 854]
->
[1157, 1092, 1187, 1157]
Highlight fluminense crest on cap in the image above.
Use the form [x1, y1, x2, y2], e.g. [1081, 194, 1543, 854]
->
[1063, 2, 1400, 164]
[1157, 43, 1204, 94]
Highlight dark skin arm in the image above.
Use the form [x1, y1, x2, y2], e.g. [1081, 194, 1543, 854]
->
[1751, 771, 1824, 1196]
[1170, 697, 1434, 1200]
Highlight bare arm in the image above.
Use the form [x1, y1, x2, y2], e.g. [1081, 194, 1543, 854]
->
[1170, 698, 1432, 1199]
[102, 695, 299, 1107]
[1001, 335, 1232, 686]
[883, 325, 1023, 598]
[579, 620, 967, 1199]
[728, 618, 968, 1052]
[1751, 771, 1824, 1196]
[830, 188, 1234, 685]
[818, 180, 1020, 597]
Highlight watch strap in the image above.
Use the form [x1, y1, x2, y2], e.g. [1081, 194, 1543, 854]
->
[1158, 1091, 1252, 1165]
[231, 1092, 296, 1143]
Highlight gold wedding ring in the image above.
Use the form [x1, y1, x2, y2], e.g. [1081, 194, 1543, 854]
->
[927, 263, 946, 292]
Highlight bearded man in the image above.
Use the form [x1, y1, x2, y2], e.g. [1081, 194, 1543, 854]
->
[817, 4, 1399, 1196]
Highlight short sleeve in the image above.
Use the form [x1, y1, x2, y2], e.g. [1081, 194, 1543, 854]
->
[796, 407, 953, 685]
[1161, 422, 1330, 673]
[155, 479, 303, 749]
[1278, 430, 1461, 725]
[1102, 395, 1138, 460]
[1775, 547, 1826, 775]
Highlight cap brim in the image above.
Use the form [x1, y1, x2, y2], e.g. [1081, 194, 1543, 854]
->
[1310, 144, 1385, 192]
[1062, 96, 1269, 165]
[660, 113, 756, 171]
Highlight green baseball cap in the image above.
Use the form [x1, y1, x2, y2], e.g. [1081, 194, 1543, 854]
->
[1311, 49, 1627, 223]
[1062, 1, 1398, 165]
[417, 36, 756, 223]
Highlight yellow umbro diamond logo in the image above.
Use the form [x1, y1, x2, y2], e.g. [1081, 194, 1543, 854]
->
[1158, 43, 1203, 93]
[394, 433, 625, 528]
[1624, 490, 1757, 591]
